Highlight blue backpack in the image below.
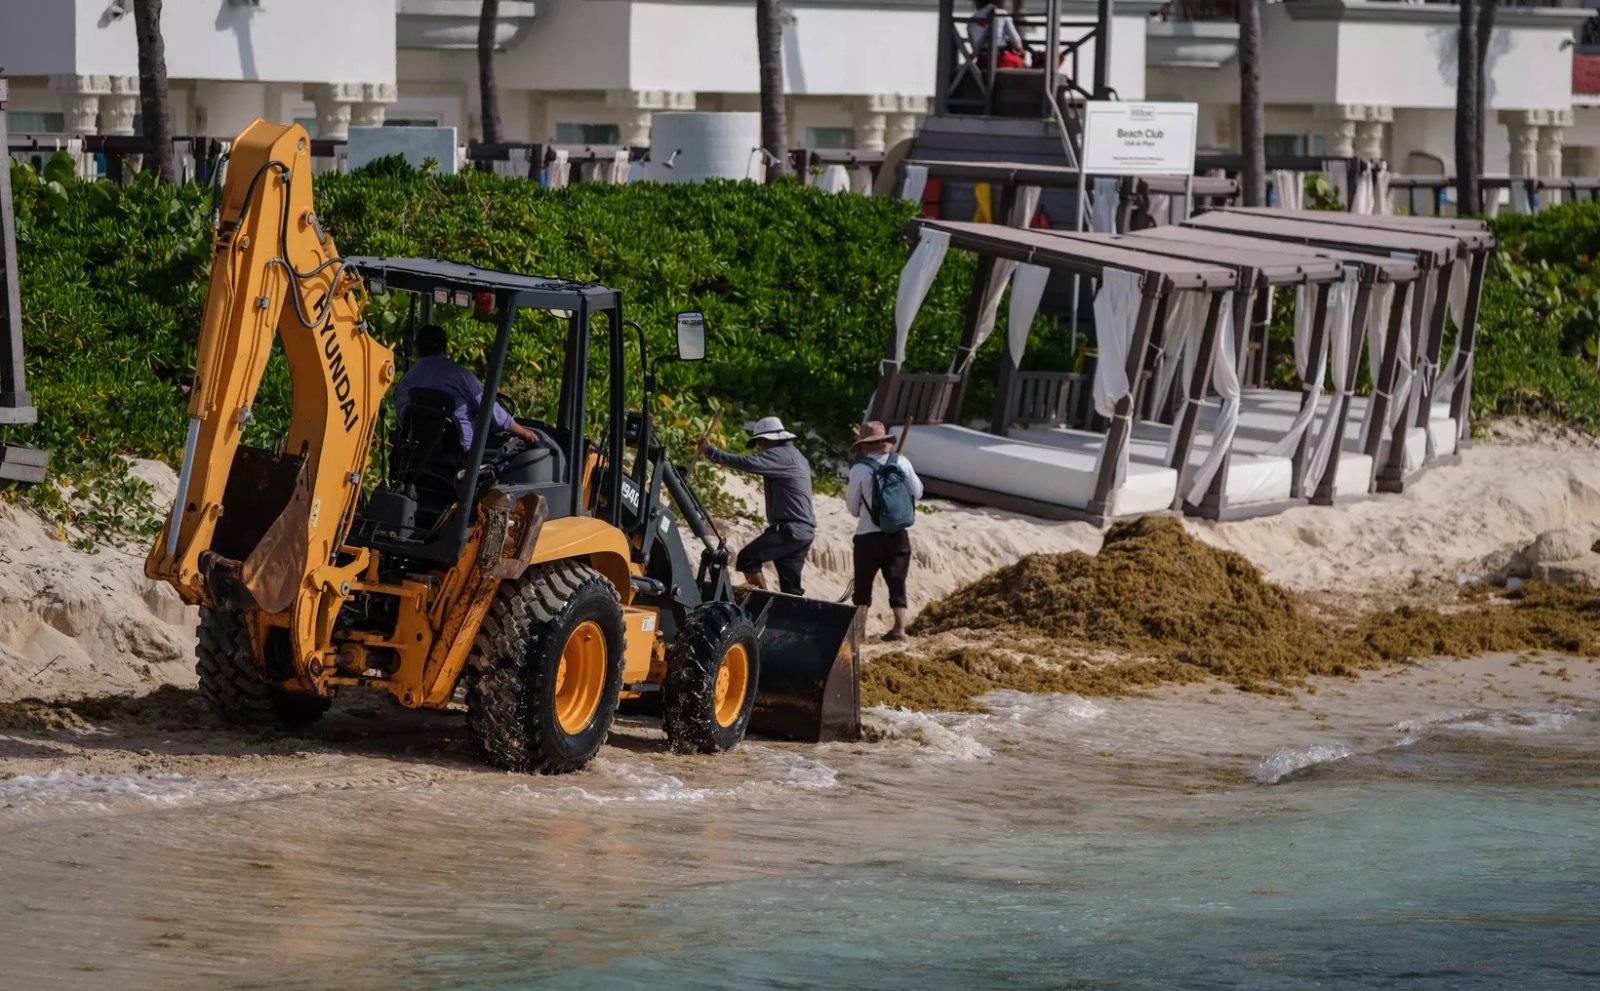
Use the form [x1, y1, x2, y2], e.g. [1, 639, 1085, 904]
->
[861, 454, 916, 534]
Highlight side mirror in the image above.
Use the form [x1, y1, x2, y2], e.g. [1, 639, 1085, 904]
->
[675, 311, 707, 361]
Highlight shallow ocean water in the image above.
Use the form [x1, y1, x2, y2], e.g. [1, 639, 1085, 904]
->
[1, 697, 1596, 990]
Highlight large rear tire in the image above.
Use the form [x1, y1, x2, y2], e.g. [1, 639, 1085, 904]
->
[195, 607, 330, 729]
[663, 602, 760, 755]
[466, 561, 627, 774]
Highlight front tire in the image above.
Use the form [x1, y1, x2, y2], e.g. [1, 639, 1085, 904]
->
[195, 607, 330, 729]
[663, 602, 760, 755]
[466, 561, 626, 774]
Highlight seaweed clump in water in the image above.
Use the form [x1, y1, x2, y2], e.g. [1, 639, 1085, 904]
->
[911, 517, 1374, 687]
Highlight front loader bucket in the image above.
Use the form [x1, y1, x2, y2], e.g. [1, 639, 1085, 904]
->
[742, 590, 864, 743]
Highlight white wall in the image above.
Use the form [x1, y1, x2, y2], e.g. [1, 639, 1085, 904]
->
[1258, 6, 1341, 106]
[69, 0, 396, 83]
[0, 1, 77, 75]
[627, 2, 937, 96]
[495, 0, 632, 91]
[1334, 19, 1575, 111]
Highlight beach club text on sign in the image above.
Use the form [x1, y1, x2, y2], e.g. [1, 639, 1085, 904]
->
[1081, 102, 1200, 176]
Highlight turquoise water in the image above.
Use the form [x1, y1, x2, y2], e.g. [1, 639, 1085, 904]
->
[425, 716, 1600, 991]
[2, 702, 1596, 990]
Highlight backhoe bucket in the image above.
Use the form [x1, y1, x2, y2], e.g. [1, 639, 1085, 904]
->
[742, 590, 864, 743]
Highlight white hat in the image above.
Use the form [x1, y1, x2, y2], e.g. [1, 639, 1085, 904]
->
[744, 415, 797, 442]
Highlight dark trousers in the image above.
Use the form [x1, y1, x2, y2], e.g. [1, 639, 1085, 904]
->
[736, 524, 813, 596]
[853, 530, 911, 609]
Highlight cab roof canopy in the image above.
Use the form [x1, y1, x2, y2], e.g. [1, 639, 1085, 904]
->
[348, 256, 621, 310]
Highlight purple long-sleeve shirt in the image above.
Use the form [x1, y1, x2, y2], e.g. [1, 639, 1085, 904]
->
[393, 355, 514, 448]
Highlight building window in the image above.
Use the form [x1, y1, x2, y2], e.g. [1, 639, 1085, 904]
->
[804, 127, 856, 150]
[1264, 133, 1325, 158]
[556, 122, 621, 145]
[386, 118, 443, 129]
[7, 111, 66, 133]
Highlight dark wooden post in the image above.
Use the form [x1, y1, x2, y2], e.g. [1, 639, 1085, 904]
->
[1379, 264, 1434, 486]
[1447, 249, 1488, 447]
[1166, 291, 1226, 510]
[934, 0, 956, 116]
[0, 78, 47, 483]
[1364, 280, 1411, 471]
[1088, 278, 1162, 521]
[1289, 280, 1333, 498]
[1196, 289, 1253, 515]
[1311, 276, 1374, 504]
[1410, 257, 1456, 460]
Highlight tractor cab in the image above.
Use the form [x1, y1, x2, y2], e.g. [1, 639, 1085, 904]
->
[345, 258, 644, 572]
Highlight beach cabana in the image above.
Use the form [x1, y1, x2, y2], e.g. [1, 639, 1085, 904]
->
[1186, 210, 1461, 492]
[870, 219, 1237, 525]
[1134, 224, 1424, 504]
[1216, 208, 1496, 452]
[1030, 229, 1346, 519]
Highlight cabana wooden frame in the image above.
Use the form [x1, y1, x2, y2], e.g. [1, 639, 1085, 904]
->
[1189, 210, 1464, 493]
[873, 219, 1237, 526]
[1047, 229, 1345, 520]
[1133, 224, 1424, 505]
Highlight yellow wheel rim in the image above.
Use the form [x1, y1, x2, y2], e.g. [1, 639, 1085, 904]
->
[713, 643, 751, 729]
[554, 621, 606, 735]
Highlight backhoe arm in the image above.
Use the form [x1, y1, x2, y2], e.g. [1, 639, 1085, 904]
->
[147, 120, 394, 617]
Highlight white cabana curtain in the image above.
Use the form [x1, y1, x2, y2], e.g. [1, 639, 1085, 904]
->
[1435, 260, 1472, 397]
[1350, 169, 1376, 215]
[1149, 290, 1209, 433]
[892, 229, 952, 363]
[1510, 181, 1532, 215]
[1183, 294, 1239, 505]
[1271, 170, 1304, 210]
[1150, 192, 1175, 226]
[1375, 166, 1392, 216]
[1302, 269, 1361, 489]
[547, 149, 571, 188]
[1092, 268, 1144, 489]
[967, 186, 1044, 354]
[1359, 280, 1416, 447]
[1091, 177, 1120, 232]
[1006, 264, 1052, 365]
[1264, 280, 1333, 459]
[899, 164, 930, 204]
[817, 164, 850, 194]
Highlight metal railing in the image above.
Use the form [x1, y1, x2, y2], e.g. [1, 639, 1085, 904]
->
[938, 1, 1111, 118]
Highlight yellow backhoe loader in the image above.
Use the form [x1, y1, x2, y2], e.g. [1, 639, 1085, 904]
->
[145, 120, 861, 773]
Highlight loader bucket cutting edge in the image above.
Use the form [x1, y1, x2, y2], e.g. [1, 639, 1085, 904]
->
[741, 590, 864, 743]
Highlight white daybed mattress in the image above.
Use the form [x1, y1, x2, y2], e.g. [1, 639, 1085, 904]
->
[1008, 422, 1293, 508]
[900, 423, 1179, 518]
[1191, 391, 1453, 472]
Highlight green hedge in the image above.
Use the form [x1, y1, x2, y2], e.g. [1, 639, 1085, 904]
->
[4, 152, 1600, 543]
[1, 155, 990, 538]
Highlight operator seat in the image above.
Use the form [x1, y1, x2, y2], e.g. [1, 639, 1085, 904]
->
[386, 387, 468, 533]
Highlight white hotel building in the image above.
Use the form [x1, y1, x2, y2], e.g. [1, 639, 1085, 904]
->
[2, 0, 1600, 178]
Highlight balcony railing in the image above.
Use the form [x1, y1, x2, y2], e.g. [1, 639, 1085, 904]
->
[1163, 0, 1577, 19]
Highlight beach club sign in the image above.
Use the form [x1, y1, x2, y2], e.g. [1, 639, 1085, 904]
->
[1080, 101, 1199, 176]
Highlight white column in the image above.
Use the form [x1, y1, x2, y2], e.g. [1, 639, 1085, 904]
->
[607, 90, 696, 147]
[351, 82, 398, 129]
[49, 74, 110, 135]
[1354, 106, 1391, 161]
[100, 76, 140, 137]
[1500, 110, 1540, 177]
[853, 94, 896, 153]
[1538, 109, 1572, 178]
[884, 94, 929, 150]
[306, 83, 363, 141]
[1316, 104, 1361, 158]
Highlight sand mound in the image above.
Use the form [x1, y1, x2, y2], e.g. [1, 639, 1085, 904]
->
[0, 461, 197, 701]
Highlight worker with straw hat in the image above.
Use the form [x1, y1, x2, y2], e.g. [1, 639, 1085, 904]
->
[846, 421, 923, 641]
[698, 416, 817, 595]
